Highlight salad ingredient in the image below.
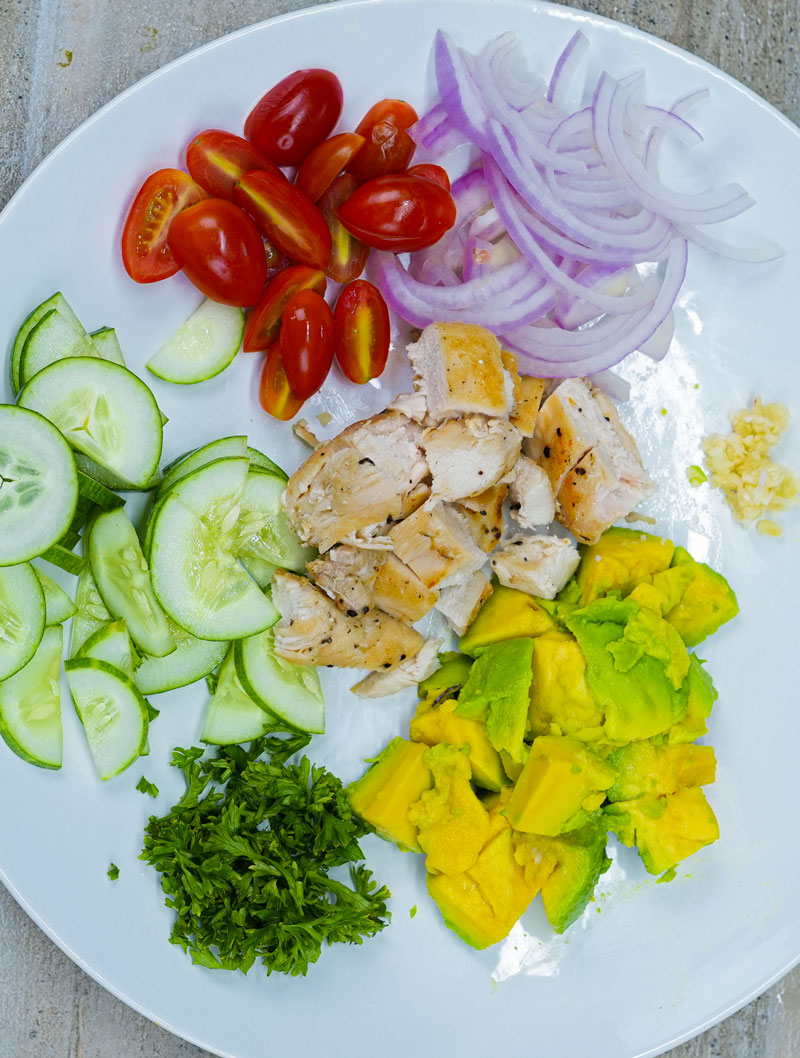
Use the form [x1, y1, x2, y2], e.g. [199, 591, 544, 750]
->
[121, 169, 207, 284]
[0, 563, 46, 681]
[185, 129, 283, 198]
[10, 292, 88, 393]
[333, 280, 390, 384]
[259, 343, 305, 421]
[70, 565, 112, 656]
[308, 547, 437, 624]
[686, 465, 708, 487]
[234, 170, 331, 270]
[508, 456, 556, 528]
[318, 175, 370, 284]
[201, 649, 274, 744]
[434, 571, 493, 637]
[490, 534, 580, 598]
[243, 265, 327, 353]
[0, 625, 63, 770]
[160, 436, 249, 493]
[279, 289, 335, 400]
[244, 68, 344, 167]
[454, 485, 508, 553]
[135, 625, 228, 696]
[347, 98, 419, 182]
[423, 414, 521, 501]
[406, 163, 451, 191]
[107, 863, 119, 881]
[234, 626, 325, 733]
[388, 502, 485, 589]
[350, 638, 443, 698]
[147, 300, 244, 384]
[167, 200, 268, 307]
[336, 173, 457, 252]
[664, 546, 739, 647]
[141, 733, 390, 977]
[245, 446, 288, 481]
[76, 621, 137, 679]
[410, 693, 504, 792]
[136, 776, 159, 798]
[295, 132, 366, 202]
[347, 737, 433, 851]
[89, 327, 126, 366]
[232, 467, 315, 573]
[36, 570, 77, 626]
[19, 310, 100, 387]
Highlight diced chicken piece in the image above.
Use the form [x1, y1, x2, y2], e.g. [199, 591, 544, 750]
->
[490, 534, 580, 599]
[373, 553, 439, 623]
[350, 638, 444, 698]
[422, 415, 522, 502]
[307, 546, 382, 615]
[435, 570, 493, 636]
[389, 502, 485, 589]
[454, 484, 507, 553]
[407, 322, 515, 422]
[511, 376, 547, 437]
[283, 410, 430, 553]
[293, 419, 321, 448]
[388, 391, 428, 423]
[509, 456, 556, 529]
[272, 571, 424, 669]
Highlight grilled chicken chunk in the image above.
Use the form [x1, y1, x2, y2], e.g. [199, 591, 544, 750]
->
[373, 553, 439, 622]
[435, 570, 493, 636]
[490, 534, 580, 599]
[509, 456, 556, 529]
[308, 547, 437, 623]
[350, 638, 443, 698]
[423, 415, 522, 502]
[454, 484, 507, 553]
[510, 376, 547, 437]
[389, 502, 486, 589]
[387, 391, 429, 423]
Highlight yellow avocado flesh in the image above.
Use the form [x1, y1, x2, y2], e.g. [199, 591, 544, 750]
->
[576, 527, 674, 606]
[529, 631, 604, 740]
[347, 737, 432, 852]
[605, 786, 719, 875]
[664, 547, 739, 647]
[458, 585, 555, 656]
[606, 740, 716, 802]
[409, 698, 507, 792]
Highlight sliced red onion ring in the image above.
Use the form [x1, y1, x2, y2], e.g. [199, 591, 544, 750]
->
[588, 369, 632, 402]
[547, 29, 590, 111]
[434, 30, 492, 149]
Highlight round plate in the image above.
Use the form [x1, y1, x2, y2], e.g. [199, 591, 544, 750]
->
[1, 2, 798, 1056]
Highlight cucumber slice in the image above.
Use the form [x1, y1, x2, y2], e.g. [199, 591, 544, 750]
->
[239, 555, 276, 588]
[35, 568, 77, 625]
[201, 650, 272, 745]
[58, 528, 81, 551]
[159, 436, 248, 496]
[0, 405, 79, 566]
[18, 358, 163, 490]
[232, 468, 315, 573]
[74, 453, 162, 494]
[76, 469, 123, 510]
[90, 327, 126, 366]
[10, 293, 88, 393]
[147, 300, 244, 385]
[0, 626, 63, 769]
[70, 565, 112, 656]
[41, 544, 83, 576]
[135, 623, 228, 695]
[76, 620, 137, 679]
[20, 310, 101, 385]
[247, 446, 288, 481]
[235, 626, 324, 733]
[88, 507, 174, 658]
[64, 658, 149, 780]
[0, 563, 46, 681]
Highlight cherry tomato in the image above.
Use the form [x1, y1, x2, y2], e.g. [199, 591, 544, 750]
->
[263, 240, 291, 279]
[333, 280, 390, 384]
[121, 169, 207, 283]
[347, 99, 419, 183]
[243, 265, 327, 353]
[406, 163, 451, 192]
[185, 129, 284, 199]
[279, 289, 335, 400]
[318, 174, 370, 284]
[234, 170, 331, 270]
[336, 174, 457, 252]
[244, 69, 343, 167]
[295, 132, 366, 202]
[259, 342, 304, 420]
[168, 199, 267, 306]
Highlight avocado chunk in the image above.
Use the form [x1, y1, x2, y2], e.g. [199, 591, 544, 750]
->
[505, 735, 616, 836]
[529, 630, 604, 740]
[605, 786, 719, 875]
[458, 584, 555, 656]
[668, 654, 718, 744]
[605, 740, 716, 802]
[455, 637, 533, 764]
[409, 696, 507, 792]
[576, 527, 675, 606]
[348, 737, 432, 852]
[664, 547, 739, 647]
[418, 651, 473, 702]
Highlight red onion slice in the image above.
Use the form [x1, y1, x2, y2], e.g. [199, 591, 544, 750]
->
[547, 29, 590, 111]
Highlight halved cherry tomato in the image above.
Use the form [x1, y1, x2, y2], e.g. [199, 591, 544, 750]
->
[244, 69, 343, 167]
[243, 265, 327, 353]
[336, 174, 456, 252]
[121, 168, 207, 283]
[259, 342, 304, 420]
[318, 174, 370, 284]
[347, 99, 419, 183]
[295, 132, 366, 202]
[279, 289, 335, 400]
[168, 199, 267, 306]
[234, 170, 331, 270]
[333, 280, 390, 385]
[406, 163, 451, 192]
[186, 129, 284, 199]
[263, 240, 291, 279]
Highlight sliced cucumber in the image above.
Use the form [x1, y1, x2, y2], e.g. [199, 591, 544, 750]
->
[64, 658, 149, 780]
[20, 310, 101, 386]
[18, 358, 163, 490]
[74, 453, 162, 494]
[147, 300, 244, 385]
[247, 446, 288, 481]
[88, 507, 174, 658]
[70, 564, 112, 656]
[135, 623, 228, 695]
[0, 626, 63, 769]
[0, 405, 79, 566]
[41, 543, 83, 576]
[58, 527, 81, 551]
[90, 327, 126, 366]
[159, 436, 248, 496]
[76, 620, 137, 679]
[10, 293, 88, 393]
[235, 626, 324, 733]
[77, 469, 123, 511]
[201, 650, 272, 745]
[0, 563, 46, 681]
[239, 555, 277, 588]
[35, 568, 77, 625]
[232, 468, 315, 573]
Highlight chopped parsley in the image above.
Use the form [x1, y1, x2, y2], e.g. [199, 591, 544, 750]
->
[136, 776, 160, 798]
[107, 863, 120, 881]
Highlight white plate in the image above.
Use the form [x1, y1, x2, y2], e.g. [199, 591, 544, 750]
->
[1, 1, 799, 1055]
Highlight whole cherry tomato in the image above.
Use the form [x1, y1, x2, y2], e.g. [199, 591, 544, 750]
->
[243, 265, 327, 352]
[234, 170, 331, 270]
[295, 132, 366, 202]
[333, 280, 390, 384]
[186, 129, 284, 199]
[168, 199, 267, 306]
[336, 174, 457, 252]
[259, 342, 304, 420]
[347, 99, 419, 183]
[244, 69, 343, 167]
[318, 174, 370, 284]
[406, 163, 451, 192]
[121, 169, 207, 283]
[279, 289, 335, 400]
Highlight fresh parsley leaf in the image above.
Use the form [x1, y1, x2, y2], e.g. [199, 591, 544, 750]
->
[107, 863, 120, 881]
[136, 776, 160, 798]
[145, 700, 160, 723]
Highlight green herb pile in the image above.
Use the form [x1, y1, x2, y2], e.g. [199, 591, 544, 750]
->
[141, 726, 391, 977]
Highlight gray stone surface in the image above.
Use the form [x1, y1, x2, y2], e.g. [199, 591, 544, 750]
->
[0, 0, 798, 1055]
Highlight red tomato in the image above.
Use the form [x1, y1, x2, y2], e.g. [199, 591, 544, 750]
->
[243, 265, 327, 353]
[279, 289, 335, 400]
[263, 239, 291, 279]
[168, 199, 267, 306]
[318, 174, 370, 284]
[244, 69, 343, 167]
[333, 280, 390, 384]
[121, 169, 207, 283]
[406, 163, 451, 192]
[347, 99, 419, 183]
[295, 132, 366, 202]
[234, 170, 331, 270]
[185, 129, 284, 199]
[336, 174, 456, 252]
[259, 342, 304, 420]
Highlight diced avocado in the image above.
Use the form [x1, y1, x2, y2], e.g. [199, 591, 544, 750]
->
[576, 527, 675, 606]
[529, 630, 604, 740]
[505, 735, 616, 836]
[605, 740, 716, 802]
[500, 747, 526, 782]
[664, 547, 739, 646]
[348, 737, 432, 852]
[668, 654, 718, 744]
[455, 638, 533, 764]
[409, 696, 506, 792]
[605, 786, 719, 875]
[459, 584, 555, 656]
[418, 652, 473, 701]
